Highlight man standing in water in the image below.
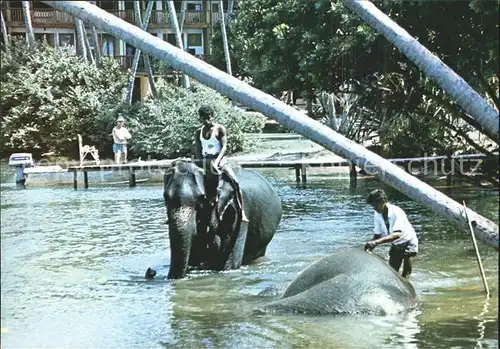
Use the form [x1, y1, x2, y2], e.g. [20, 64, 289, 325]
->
[194, 105, 249, 222]
[364, 189, 419, 278]
[112, 116, 132, 164]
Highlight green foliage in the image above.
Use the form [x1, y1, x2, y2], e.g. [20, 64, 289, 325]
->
[114, 80, 266, 159]
[208, 24, 245, 78]
[225, 0, 498, 157]
[0, 38, 128, 158]
[218, 0, 378, 96]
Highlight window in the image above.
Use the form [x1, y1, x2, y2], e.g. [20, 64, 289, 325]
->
[101, 34, 114, 56]
[211, 3, 219, 12]
[187, 33, 202, 47]
[187, 3, 202, 11]
[96, 1, 118, 10]
[59, 33, 75, 47]
[35, 33, 55, 46]
[166, 33, 176, 46]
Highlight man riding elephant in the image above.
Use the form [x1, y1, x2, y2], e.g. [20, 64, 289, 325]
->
[193, 105, 249, 223]
[164, 105, 248, 225]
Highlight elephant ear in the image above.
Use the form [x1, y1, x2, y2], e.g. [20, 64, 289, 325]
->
[217, 173, 237, 217]
[163, 166, 175, 200]
[192, 166, 206, 197]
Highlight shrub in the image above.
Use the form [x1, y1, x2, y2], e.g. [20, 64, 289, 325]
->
[1, 39, 266, 161]
[0, 38, 128, 159]
[115, 80, 267, 159]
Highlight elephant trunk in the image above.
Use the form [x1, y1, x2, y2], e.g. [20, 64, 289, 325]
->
[167, 206, 196, 279]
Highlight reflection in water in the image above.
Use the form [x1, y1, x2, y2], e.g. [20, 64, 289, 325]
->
[474, 297, 493, 349]
[1, 174, 498, 348]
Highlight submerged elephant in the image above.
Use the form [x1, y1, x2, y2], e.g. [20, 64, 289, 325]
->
[262, 249, 418, 315]
[156, 160, 282, 279]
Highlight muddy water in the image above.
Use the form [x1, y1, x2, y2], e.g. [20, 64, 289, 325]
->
[1, 170, 498, 348]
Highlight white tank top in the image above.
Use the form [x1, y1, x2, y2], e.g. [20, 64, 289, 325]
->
[200, 126, 222, 156]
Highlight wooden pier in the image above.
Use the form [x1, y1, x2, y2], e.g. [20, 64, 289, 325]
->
[50, 152, 496, 189]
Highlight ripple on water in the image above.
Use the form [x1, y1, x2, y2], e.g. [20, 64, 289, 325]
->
[0, 178, 498, 348]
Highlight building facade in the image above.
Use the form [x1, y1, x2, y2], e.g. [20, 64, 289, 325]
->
[2, 0, 228, 102]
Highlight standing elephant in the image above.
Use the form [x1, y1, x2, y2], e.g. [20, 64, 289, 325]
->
[160, 160, 282, 279]
[261, 249, 418, 315]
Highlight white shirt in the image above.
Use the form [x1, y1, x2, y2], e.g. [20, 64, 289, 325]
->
[199, 126, 222, 156]
[113, 126, 132, 144]
[374, 203, 418, 252]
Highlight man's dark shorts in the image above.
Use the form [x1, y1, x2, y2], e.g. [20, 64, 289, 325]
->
[389, 243, 417, 273]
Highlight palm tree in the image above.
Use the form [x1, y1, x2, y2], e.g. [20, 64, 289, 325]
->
[1, 6, 10, 51]
[81, 25, 95, 65]
[166, 0, 189, 88]
[75, 18, 87, 61]
[40, 0, 499, 250]
[125, 0, 156, 105]
[219, 0, 232, 76]
[178, 0, 187, 34]
[226, 0, 234, 23]
[91, 26, 101, 62]
[22, 1, 34, 46]
[139, 1, 157, 99]
[342, 0, 499, 144]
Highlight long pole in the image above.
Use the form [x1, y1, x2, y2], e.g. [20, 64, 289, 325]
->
[463, 201, 490, 297]
[40, 1, 499, 250]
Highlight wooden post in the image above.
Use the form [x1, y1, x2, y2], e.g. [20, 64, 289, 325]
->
[83, 171, 89, 189]
[295, 166, 300, 183]
[129, 169, 136, 187]
[301, 164, 307, 183]
[73, 171, 78, 190]
[349, 163, 357, 187]
[463, 201, 490, 298]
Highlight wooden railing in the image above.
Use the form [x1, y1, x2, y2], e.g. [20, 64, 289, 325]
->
[9, 9, 23, 23]
[8, 8, 74, 24]
[6, 9, 219, 26]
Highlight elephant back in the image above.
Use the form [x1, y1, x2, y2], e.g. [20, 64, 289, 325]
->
[282, 249, 417, 301]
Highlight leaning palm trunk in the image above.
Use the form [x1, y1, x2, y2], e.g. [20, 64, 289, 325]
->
[166, 0, 189, 88]
[41, 1, 499, 250]
[125, 0, 155, 105]
[1, 7, 10, 51]
[22, 1, 35, 46]
[219, 1, 232, 76]
[75, 18, 87, 60]
[341, 0, 499, 144]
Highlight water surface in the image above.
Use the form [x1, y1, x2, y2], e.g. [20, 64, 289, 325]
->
[1, 169, 498, 348]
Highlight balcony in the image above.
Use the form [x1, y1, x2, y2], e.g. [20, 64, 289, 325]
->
[9, 8, 74, 26]
[6, 9, 221, 28]
[113, 54, 211, 74]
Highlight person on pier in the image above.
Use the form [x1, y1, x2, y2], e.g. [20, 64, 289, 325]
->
[112, 116, 132, 164]
[364, 189, 419, 278]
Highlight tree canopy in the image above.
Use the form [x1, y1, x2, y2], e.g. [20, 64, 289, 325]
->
[210, 0, 499, 157]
